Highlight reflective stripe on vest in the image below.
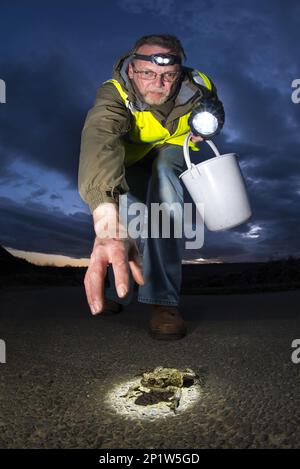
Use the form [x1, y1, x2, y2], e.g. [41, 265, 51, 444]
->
[192, 70, 212, 91]
[105, 75, 208, 166]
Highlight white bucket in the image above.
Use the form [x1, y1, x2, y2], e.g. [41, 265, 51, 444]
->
[179, 134, 252, 231]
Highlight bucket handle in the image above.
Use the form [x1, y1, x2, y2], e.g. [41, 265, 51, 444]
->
[183, 132, 221, 170]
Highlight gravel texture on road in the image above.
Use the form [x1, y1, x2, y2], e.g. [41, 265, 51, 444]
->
[1, 286, 299, 449]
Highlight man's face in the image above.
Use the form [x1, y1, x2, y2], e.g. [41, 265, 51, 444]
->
[128, 45, 181, 105]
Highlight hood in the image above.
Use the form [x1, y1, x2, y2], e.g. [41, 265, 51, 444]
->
[112, 52, 204, 113]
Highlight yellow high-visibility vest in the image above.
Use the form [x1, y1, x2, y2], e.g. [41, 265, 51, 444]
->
[106, 71, 212, 166]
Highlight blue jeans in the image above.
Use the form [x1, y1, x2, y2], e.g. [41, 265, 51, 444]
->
[105, 144, 187, 307]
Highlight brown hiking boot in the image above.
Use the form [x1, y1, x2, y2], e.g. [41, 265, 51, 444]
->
[102, 298, 123, 315]
[149, 305, 187, 340]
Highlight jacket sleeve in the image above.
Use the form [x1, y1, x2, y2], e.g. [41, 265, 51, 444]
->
[78, 82, 131, 213]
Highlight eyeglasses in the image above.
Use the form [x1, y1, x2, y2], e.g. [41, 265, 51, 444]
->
[132, 67, 181, 83]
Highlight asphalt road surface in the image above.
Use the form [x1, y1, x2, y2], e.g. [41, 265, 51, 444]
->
[1, 286, 300, 449]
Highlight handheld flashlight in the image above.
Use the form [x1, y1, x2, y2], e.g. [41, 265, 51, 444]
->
[188, 98, 225, 139]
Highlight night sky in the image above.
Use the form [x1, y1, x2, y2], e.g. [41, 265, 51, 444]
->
[0, 0, 299, 264]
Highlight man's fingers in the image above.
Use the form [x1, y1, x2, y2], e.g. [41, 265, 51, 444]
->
[128, 240, 144, 285]
[191, 134, 204, 143]
[129, 259, 145, 286]
[84, 271, 93, 313]
[110, 245, 130, 298]
[89, 265, 107, 313]
[85, 248, 108, 315]
[85, 237, 143, 316]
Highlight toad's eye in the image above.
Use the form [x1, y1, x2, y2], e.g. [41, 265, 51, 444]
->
[148, 378, 156, 385]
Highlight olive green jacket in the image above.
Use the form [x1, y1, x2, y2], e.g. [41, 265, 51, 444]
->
[78, 52, 221, 213]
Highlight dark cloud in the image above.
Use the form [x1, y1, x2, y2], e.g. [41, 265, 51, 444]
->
[30, 187, 48, 198]
[0, 55, 92, 188]
[0, 197, 94, 258]
[0, 0, 299, 262]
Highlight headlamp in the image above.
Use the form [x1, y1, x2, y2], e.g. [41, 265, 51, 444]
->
[132, 53, 182, 66]
[188, 98, 225, 139]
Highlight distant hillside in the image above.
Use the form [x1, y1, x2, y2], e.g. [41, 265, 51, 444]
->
[1, 246, 300, 294]
[0, 246, 85, 287]
[0, 245, 33, 271]
[181, 257, 300, 294]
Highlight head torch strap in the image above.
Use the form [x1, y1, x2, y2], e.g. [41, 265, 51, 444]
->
[132, 53, 182, 66]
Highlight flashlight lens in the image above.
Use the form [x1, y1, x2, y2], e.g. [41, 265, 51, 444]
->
[192, 111, 218, 136]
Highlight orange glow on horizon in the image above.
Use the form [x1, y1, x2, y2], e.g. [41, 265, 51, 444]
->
[4, 247, 223, 267]
[5, 247, 90, 267]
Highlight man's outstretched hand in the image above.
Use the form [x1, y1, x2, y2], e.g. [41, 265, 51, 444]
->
[84, 203, 144, 315]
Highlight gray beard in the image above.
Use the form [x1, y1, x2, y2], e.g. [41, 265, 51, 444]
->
[129, 79, 172, 106]
[143, 93, 168, 105]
